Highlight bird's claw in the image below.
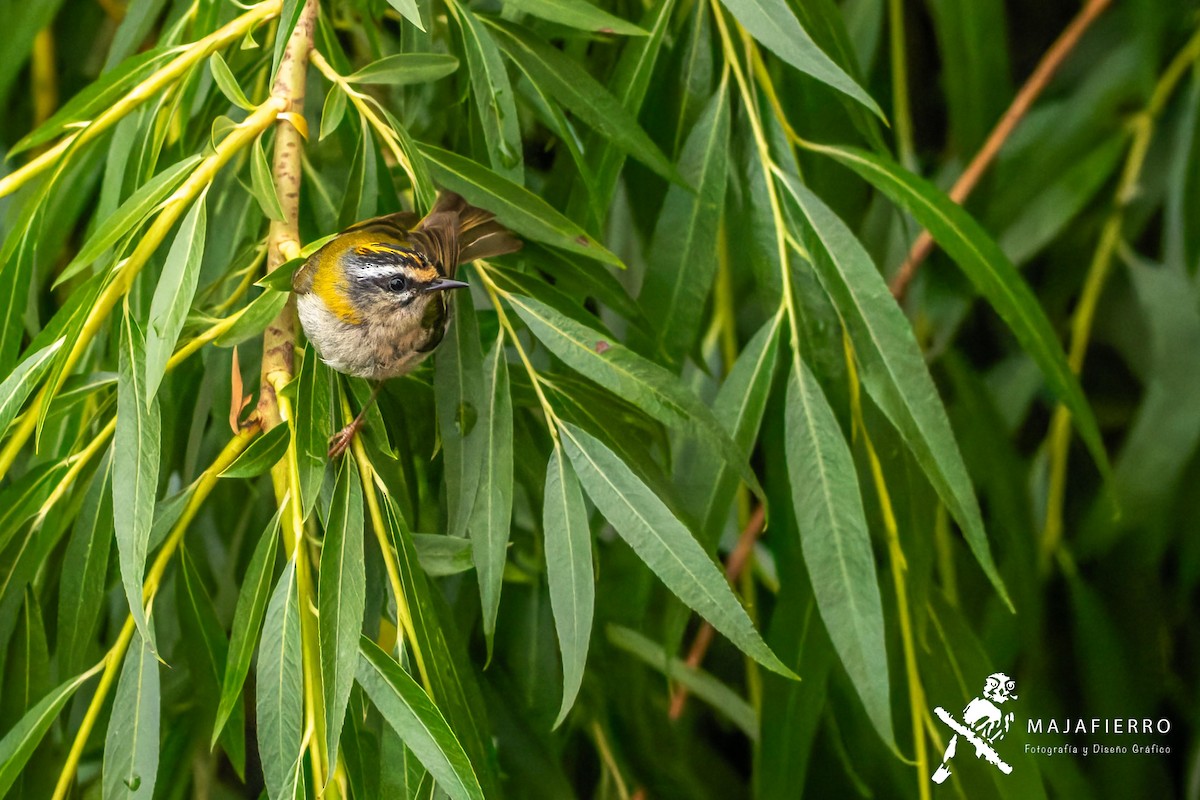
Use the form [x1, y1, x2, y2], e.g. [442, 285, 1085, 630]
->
[328, 425, 357, 458]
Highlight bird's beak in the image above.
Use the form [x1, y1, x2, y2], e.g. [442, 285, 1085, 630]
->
[423, 278, 470, 294]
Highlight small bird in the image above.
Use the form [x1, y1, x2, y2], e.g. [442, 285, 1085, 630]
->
[293, 191, 521, 457]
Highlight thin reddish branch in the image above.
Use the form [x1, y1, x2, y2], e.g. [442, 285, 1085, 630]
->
[888, 0, 1113, 301]
[668, 504, 766, 720]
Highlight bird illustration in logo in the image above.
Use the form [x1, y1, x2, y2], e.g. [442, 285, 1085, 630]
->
[931, 672, 1017, 784]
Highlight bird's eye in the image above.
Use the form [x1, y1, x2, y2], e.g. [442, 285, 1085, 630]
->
[388, 275, 407, 292]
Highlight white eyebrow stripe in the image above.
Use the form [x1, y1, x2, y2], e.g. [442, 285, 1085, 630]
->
[348, 265, 403, 280]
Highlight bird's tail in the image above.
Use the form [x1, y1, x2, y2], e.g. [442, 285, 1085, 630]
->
[421, 191, 522, 269]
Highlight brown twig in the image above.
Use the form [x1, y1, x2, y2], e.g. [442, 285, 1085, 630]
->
[888, 0, 1113, 301]
[668, 504, 766, 720]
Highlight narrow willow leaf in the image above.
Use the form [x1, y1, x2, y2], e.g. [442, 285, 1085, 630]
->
[0, 590, 50, 739]
[319, 83, 348, 141]
[272, 0, 306, 79]
[213, 507, 283, 746]
[385, 0, 426, 30]
[718, 0, 882, 118]
[469, 333, 513, 655]
[177, 549, 245, 777]
[543, 446, 593, 728]
[214, 289, 290, 347]
[607, 625, 756, 738]
[0, 665, 100, 797]
[296, 344, 332, 518]
[0, 197, 45, 375]
[435, 286, 485, 539]
[57, 449, 114, 677]
[357, 637, 486, 800]
[570, 0, 674, 224]
[102, 629, 160, 800]
[115, 311, 161, 654]
[693, 314, 782, 548]
[347, 53, 459, 85]
[251, 135, 288, 222]
[320, 458, 367, 773]
[412, 534, 474, 576]
[219, 423, 290, 479]
[509, 293, 763, 499]
[379, 497, 503, 796]
[502, 0, 646, 35]
[255, 256, 305, 291]
[641, 83, 731, 363]
[453, 4, 523, 183]
[560, 423, 792, 677]
[256, 560, 303, 800]
[779, 175, 1009, 605]
[419, 144, 620, 266]
[54, 155, 202, 288]
[784, 361, 894, 747]
[146, 192, 207, 401]
[0, 338, 63, 439]
[486, 21, 680, 184]
[209, 52, 255, 111]
[809, 143, 1108, 474]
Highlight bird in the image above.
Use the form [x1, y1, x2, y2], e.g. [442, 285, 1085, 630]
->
[292, 191, 521, 457]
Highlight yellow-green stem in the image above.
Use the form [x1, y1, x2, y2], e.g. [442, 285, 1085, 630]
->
[0, 0, 281, 199]
[50, 425, 260, 800]
[1039, 27, 1200, 572]
[888, 0, 916, 169]
[0, 98, 285, 484]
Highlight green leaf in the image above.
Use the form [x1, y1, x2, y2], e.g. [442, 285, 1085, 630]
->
[255, 256, 305, 291]
[102, 629, 160, 799]
[256, 560, 304, 800]
[641, 82, 731, 363]
[379, 497, 503, 796]
[502, 0, 647, 35]
[385, 0, 426, 30]
[56, 449, 114, 678]
[508, 293, 763, 499]
[296, 344, 332, 518]
[807, 143, 1109, 474]
[346, 54, 459, 85]
[778, 173, 1009, 606]
[320, 458, 367, 773]
[419, 144, 621, 265]
[356, 638, 486, 800]
[717, 0, 882, 118]
[115, 310, 161, 654]
[693, 313, 782, 549]
[251, 135, 288, 222]
[214, 506, 282, 747]
[272, 0, 307, 80]
[543, 445, 593, 728]
[485, 20, 681, 184]
[0, 665, 101, 798]
[0, 338, 63, 440]
[219, 423, 290, 479]
[452, 4, 523, 183]
[560, 423, 792, 677]
[214, 289, 290, 347]
[209, 51, 255, 111]
[145, 191, 207, 401]
[784, 360, 893, 747]
[435, 286, 485, 539]
[0, 590, 50, 741]
[319, 83, 348, 141]
[469, 332, 513, 655]
[607, 625, 756, 738]
[53, 155, 202, 289]
[412, 534, 474, 576]
[177, 548, 245, 777]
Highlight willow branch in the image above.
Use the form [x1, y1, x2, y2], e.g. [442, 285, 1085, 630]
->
[889, 0, 1113, 300]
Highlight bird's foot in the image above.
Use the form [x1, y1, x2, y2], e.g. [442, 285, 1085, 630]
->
[328, 421, 362, 458]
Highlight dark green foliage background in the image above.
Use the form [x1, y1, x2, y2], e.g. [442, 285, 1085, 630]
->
[0, 0, 1196, 798]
